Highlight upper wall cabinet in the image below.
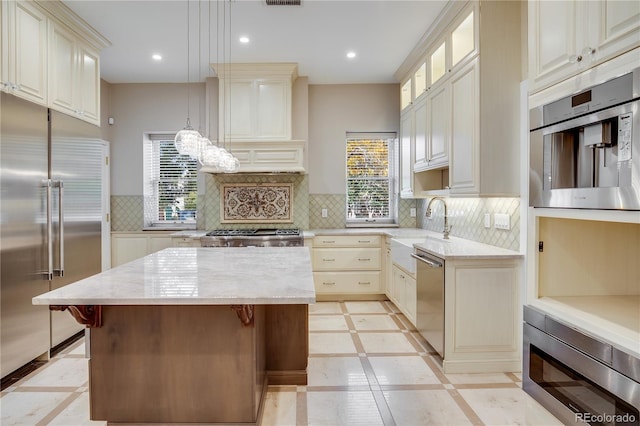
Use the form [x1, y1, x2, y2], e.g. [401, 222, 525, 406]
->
[0, 1, 108, 125]
[48, 21, 101, 125]
[206, 63, 307, 173]
[398, 1, 521, 197]
[214, 63, 297, 142]
[1, 1, 48, 105]
[528, 0, 640, 93]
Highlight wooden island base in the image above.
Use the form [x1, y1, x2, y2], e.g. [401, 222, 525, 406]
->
[88, 304, 308, 424]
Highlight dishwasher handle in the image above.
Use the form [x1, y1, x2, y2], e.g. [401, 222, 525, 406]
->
[411, 253, 443, 268]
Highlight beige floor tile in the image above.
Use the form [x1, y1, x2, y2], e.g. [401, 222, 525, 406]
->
[309, 315, 349, 331]
[344, 301, 387, 314]
[309, 333, 357, 354]
[47, 392, 105, 425]
[66, 341, 87, 357]
[368, 356, 440, 385]
[306, 391, 383, 425]
[261, 389, 297, 426]
[358, 332, 416, 353]
[458, 388, 564, 426]
[383, 389, 472, 425]
[20, 358, 89, 388]
[0, 391, 73, 425]
[444, 372, 513, 385]
[350, 315, 399, 331]
[309, 302, 343, 314]
[308, 357, 368, 387]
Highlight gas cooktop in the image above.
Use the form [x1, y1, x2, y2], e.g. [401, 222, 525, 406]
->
[205, 228, 301, 237]
[201, 228, 303, 247]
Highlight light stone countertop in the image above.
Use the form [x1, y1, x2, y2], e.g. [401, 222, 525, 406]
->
[33, 247, 316, 306]
[309, 228, 522, 260]
[170, 228, 522, 260]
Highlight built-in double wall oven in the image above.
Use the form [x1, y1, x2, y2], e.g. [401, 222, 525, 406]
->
[523, 306, 639, 426]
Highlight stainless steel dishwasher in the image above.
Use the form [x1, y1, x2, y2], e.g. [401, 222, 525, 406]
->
[411, 248, 445, 357]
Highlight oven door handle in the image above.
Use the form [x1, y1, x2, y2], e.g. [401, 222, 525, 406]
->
[411, 253, 443, 268]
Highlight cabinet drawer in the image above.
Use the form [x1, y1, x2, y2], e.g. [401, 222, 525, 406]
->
[314, 272, 381, 294]
[312, 248, 381, 271]
[313, 235, 380, 247]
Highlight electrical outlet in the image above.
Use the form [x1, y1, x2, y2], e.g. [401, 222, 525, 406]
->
[410, 208, 416, 217]
[484, 213, 491, 229]
[494, 213, 511, 230]
[321, 208, 328, 218]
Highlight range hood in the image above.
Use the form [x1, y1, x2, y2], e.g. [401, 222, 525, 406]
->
[202, 63, 307, 174]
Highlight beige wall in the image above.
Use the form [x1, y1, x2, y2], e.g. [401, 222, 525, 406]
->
[308, 84, 399, 195]
[106, 81, 397, 196]
[107, 83, 206, 195]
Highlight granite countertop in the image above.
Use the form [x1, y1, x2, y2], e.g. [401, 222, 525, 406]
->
[33, 247, 316, 306]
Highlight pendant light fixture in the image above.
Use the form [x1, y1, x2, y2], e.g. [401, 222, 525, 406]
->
[198, 0, 239, 173]
[175, 0, 202, 155]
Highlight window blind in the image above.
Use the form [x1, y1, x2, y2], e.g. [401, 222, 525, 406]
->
[143, 136, 198, 226]
[346, 134, 396, 223]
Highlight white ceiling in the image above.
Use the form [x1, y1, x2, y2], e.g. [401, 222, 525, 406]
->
[62, 0, 448, 85]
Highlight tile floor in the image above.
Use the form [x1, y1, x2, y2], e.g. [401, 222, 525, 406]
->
[0, 301, 563, 425]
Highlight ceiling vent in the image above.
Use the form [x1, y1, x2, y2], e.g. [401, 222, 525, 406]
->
[265, 0, 301, 5]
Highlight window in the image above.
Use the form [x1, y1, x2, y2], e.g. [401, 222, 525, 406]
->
[346, 132, 397, 225]
[143, 134, 198, 228]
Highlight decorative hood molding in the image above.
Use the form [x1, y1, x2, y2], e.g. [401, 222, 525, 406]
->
[203, 63, 307, 174]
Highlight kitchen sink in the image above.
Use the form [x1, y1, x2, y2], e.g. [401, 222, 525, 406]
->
[390, 238, 426, 275]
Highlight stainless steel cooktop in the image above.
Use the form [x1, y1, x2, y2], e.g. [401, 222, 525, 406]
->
[201, 228, 303, 247]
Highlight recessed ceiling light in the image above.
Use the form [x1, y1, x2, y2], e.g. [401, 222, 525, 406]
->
[152, 54, 162, 61]
[239, 36, 250, 44]
[346, 51, 356, 59]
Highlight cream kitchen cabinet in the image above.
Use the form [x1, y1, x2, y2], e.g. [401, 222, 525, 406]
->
[443, 258, 521, 373]
[311, 235, 383, 299]
[111, 232, 174, 267]
[423, 79, 450, 171]
[0, 0, 48, 105]
[400, 103, 447, 198]
[390, 263, 417, 326]
[528, 0, 640, 94]
[397, 1, 521, 197]
[1, 1, 107, 124]
[448, 58, 479, 194]
[48, 20, 100, 125]
[171, 236, 201, 247]
[213, 63, 297, 142]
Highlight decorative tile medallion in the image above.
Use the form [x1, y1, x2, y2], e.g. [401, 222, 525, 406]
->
[221, 183, 293, 223]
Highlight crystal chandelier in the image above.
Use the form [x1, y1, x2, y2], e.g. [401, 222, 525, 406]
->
[175, 0, 202, 154]
[177, 0, 239, 173]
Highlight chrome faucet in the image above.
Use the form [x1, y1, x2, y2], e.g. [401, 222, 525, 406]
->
[426, 197, 450, 239]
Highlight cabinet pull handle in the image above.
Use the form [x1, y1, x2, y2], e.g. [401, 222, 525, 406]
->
[322, 282, 336, 286]
[358, 281, 371, 285]
[358, 258, 371, 261]
[358, 240, 371, 243]
[323, 258, 335, 262]
[322, 240, 335, 244]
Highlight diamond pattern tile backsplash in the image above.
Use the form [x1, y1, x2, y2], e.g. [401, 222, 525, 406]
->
[111, 196, 144, 231]
[417, 197, 520, 251]
[111, 185, 519, 251]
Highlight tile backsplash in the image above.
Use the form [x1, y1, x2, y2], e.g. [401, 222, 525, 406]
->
[201, 173, 309, 230]
[417, 197, 520, 251]
[112, 186, 519, 251]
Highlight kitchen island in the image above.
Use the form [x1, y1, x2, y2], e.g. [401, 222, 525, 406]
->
[32, 247, 315, 424]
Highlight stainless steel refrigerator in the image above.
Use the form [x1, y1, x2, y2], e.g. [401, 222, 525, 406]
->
[1, 93, 102, 378]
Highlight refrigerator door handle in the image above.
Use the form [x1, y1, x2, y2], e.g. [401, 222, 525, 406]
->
[54, 180, 64, 277]
[43, 179, 53, 280]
